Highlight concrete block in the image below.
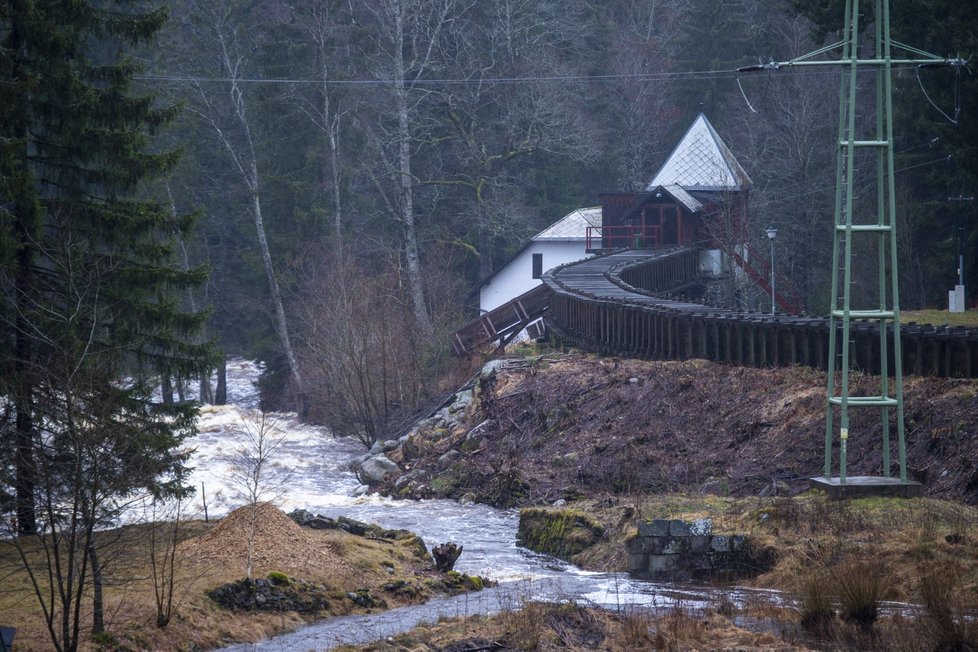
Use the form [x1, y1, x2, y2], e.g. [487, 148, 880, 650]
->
[689, 535, 711, 554]
[625, 537, 645, 554]
[662, 538, 687, 555]
[647, 537, 668, 554]
[690, 518, 713, 536]
[710, 535, 729, 552]
[649, 555, 678, 574]
[626, 554, 648, 572]
[669, 520, 692, 537]
[638, 519, 670, 537]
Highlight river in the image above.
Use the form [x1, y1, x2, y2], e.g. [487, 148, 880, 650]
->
[185, 360, 783, 650]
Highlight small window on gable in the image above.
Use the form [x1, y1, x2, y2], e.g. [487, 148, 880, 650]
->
[532, 253, 543, 279]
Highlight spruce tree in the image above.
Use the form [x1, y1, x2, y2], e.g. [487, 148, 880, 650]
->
[1, 1, 208, 536]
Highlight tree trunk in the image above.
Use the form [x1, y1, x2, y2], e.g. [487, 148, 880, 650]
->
[11, 0, 37, 536]
[215, 354, 228, 405]
[14, 394, 36, 535]
[161, 375, 174, 406]
[89, 542, 104, 635]
[199, 370, 213, 404]
[393, 0, 433, 337]
[249, 175, 303, 397]
[202, 17, 304, 405]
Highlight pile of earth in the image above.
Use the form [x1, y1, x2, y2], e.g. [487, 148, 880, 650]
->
[178, 502, 353, 584]
[375, 353, 978, 507]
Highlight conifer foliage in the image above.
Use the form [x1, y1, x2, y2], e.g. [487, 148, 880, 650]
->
[1, 3, 208, 647]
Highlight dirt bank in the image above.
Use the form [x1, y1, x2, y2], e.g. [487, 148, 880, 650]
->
[383, 351, 978, 506]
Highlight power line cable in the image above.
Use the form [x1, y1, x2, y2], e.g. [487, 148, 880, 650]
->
[135, 63, 922, 87]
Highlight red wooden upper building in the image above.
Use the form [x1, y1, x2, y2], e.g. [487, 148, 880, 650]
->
[590, 113, 752, 252]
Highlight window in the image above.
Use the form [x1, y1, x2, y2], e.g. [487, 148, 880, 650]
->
[532, 253, 543, 279]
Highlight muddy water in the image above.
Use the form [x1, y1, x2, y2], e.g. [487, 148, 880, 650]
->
[190, 361, 783, 650]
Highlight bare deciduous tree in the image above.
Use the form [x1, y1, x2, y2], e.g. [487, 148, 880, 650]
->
[225, 409, 292, 579]
[184, 1, 304, 401]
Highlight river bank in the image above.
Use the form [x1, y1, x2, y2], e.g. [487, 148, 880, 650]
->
[0, 502, 489, 651]
[379, 350, 978, 505]
[351, 347, 978, 649]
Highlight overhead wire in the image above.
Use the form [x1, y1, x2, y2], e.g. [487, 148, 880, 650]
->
[135, 63, 924, 87]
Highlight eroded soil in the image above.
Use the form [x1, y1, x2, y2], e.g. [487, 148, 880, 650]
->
[387, 352, 978, 506]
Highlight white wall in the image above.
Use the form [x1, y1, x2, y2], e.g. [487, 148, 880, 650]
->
[479, 241, 590, 313]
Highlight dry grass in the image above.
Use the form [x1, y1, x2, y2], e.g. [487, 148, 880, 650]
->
[903, 308, 978, 328]
[336, 602, 807, 651]
[0, 504, 446, 651]
[835, 559, 889, 629]
[916, 560, 978, 650]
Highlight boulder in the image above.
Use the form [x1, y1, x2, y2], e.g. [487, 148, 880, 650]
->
[359, 454, 398, 484]
[480, 359, 507, 377]
[448, 389, 473, 414]
[461, 419, 493, 452]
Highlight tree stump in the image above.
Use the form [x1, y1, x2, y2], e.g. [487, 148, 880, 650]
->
[432, 542, 463, 572]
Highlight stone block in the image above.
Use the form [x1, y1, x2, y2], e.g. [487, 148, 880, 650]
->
[649, 554, 678, 574]
[669, 520, 692, 537]
[710, 535, 729, 552]
[690, 518, 713, 536]
[689, 535, 711, 554]
[627, 553, 648, 572]
[638, 519, 670, 537]
[662, 538, 687, 555]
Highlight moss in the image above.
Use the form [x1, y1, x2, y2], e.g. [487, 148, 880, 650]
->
[439, 570, 486, 592]
[266, 570, 290, 586]
[517, 507, 605, 562]
[430, 473, 460, 496]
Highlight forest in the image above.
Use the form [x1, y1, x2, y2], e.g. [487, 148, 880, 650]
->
[3, 0, 977, 526]
[2, 1, 977, 650]
[4, 0, 978, 517]
[155, 0, 978, 428]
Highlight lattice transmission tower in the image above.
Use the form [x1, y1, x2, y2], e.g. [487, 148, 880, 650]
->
[740, 0, 965, 491]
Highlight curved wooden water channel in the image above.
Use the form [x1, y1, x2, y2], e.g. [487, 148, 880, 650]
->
[543, 247, 978, 378]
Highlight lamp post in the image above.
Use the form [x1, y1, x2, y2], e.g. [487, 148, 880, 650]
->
[766, 226, 778, 315]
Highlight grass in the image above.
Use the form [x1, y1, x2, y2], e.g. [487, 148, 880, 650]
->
[334, 602, 794, 651]
[0, 513, 463, 651]
[903, 308, 978, 328]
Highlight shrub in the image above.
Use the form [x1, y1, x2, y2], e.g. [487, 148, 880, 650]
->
[917, 561, 978, 651]
[799, 571, 834, 633]
[835, 560, 888, 630]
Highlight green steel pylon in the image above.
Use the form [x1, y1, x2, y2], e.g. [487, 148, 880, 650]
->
[739, 0, 964, 484]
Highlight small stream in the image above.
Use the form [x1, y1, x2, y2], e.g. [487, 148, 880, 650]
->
[190, 361, 787, 650]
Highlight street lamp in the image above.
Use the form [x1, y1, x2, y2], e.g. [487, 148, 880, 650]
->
[765, 226, 778, 315]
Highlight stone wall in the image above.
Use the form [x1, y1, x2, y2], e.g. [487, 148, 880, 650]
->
[626, 518, 769, 581]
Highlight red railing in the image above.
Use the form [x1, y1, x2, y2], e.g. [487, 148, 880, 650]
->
[585, 225, 661, 252]
[728, 243, 805, 315]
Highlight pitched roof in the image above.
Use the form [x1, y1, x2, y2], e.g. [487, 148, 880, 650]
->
[532, 207, 602, 241]
[657, 184, 703, 213]
[646, 113, 752, 192]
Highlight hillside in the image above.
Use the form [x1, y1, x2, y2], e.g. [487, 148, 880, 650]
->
[382, 351, 978, 506]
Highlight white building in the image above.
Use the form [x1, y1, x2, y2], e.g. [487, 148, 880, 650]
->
[478, 207, 601, 314]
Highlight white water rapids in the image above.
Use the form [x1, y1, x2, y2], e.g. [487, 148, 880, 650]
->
[186, 360, 786, 650]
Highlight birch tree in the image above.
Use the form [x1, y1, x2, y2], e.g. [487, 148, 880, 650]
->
[358, 0, 473, 336]
[185, 1, 304, 399]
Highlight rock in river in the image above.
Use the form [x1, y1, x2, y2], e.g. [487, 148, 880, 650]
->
[359, 454, 398, 484]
